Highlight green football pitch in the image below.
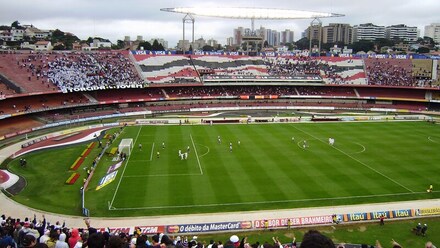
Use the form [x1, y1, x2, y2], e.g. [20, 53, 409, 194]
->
[8, 121, 440, 217]
[90, 121, 440, 216]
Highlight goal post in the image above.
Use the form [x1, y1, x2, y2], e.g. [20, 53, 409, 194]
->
[119, 138, 134, 155]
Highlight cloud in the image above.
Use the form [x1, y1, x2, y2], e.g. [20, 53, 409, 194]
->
[0, 0, 439, 48]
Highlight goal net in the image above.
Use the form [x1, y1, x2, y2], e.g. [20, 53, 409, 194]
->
[118, 138, 133, 155]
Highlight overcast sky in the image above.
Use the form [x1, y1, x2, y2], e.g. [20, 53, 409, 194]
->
[1, 0, 439, 47]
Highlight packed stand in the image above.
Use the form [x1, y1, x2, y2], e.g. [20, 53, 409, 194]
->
[46, 52, 144, 92]
[365, 58, 432, 87]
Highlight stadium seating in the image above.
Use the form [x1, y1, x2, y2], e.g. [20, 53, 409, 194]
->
[356, 87, 426, 100]
[0, 92, 90, 115]
[0, 115, 43, 136]
[0, 52, 59, 93]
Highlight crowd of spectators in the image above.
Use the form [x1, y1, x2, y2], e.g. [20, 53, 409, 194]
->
[2, 213, 437, 248]
[0, 214, 297, 248]
[365, 59, 433, 87]
[5, 51, 439, 92]
[47, 52, 144, 91]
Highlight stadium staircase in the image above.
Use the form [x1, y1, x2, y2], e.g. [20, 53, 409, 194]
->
[127, 52, 145, 83]
[161, 89, 169, 98]
[187, 56, 204, 83]
[353, 88, 360, 98]
[81, 92, 99, 103]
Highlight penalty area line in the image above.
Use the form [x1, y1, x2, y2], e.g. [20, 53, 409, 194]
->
[190, 134, 203, 175]
[108, 190, 432, 211]
[149, 142, 155, 161]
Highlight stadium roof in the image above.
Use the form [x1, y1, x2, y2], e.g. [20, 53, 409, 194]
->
[160, 7, 344, 19]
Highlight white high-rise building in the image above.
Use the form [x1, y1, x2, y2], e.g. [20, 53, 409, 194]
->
[386, 24, 418, 43]
[281, 29, 294, 44]
[265, 29, 280, 46]
[353, 23, 385, 42]
[226, 37, 234, 46]
[424, 23, 440, 43]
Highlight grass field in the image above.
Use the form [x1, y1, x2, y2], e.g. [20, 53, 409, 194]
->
[8, 121, 440, 216]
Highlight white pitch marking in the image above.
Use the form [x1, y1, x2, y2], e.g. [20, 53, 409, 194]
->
[428, 136, 440, 144]
[196, 143, 210, 157]
[350, 142, 366, 154]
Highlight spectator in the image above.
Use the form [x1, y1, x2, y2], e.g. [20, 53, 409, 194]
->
[46, 230, 59, 248]
[299, 230, 335, 248]
[22, 234, 48, 248]
[68, 229, 80, 248]
[55, 232, 68, 248]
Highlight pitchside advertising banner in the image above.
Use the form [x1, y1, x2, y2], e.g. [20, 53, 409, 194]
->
[343, 209, 414, 222]
[254, 215, 333, 229]
[96, 226, 165, 235]
[166, 221, 252, 233]
[83, 207, 436, 234]
[416, 207, 440, 216]
[130, 50, 439, 60]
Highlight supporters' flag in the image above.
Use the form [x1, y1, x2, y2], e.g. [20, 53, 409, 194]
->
[107, 161, 123, 174]
[96, 171, 118, 190]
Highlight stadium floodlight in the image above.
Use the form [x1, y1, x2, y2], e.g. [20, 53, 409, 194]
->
[160, 7, 344, 20]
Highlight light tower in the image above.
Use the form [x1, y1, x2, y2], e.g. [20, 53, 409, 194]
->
[182, 13, 195, 53]
[309, 18, 323, 56]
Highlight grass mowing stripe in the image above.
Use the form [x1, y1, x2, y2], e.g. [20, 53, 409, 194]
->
[108, 125, 142, 209]
[291, 124, 415, 193]
[234, 125, 296, 201]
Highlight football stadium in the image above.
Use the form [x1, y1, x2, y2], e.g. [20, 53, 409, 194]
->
[1, 6, 440, 248]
